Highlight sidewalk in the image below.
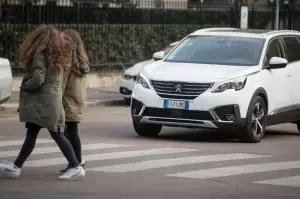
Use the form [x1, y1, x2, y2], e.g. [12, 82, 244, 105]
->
[0, 88, 122, 112]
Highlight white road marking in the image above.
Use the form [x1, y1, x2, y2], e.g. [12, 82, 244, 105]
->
[87, 153, 270, 173]
[0, 139, 53, 147]
[166, 161, 300, 179]
[24, 148, 199, 167]
[254, 176, 300, 187]
[0, 143, 131, 158]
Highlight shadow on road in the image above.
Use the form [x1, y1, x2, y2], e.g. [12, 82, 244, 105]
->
[100, 99, 130, 107]
[131, 128, 300, 143]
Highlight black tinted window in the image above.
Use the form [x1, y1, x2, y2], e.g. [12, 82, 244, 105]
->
[282, 37, 300, 62]
[264, 39, 284, 66]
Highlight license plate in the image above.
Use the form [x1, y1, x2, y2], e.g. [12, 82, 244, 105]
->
[163, 100, 189, 109]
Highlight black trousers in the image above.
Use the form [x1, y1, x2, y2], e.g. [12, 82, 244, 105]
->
[64, 122, 82, 163]
[14, 123, 79, 168]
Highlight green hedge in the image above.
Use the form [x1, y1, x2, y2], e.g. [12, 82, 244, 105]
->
[0, 10, 273, 74]
[0, 23, 213, 73]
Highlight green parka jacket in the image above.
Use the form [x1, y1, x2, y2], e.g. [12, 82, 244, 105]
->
[19, 53, 66, 132]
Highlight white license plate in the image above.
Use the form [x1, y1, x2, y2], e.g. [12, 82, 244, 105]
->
[163, 100, 189, 109]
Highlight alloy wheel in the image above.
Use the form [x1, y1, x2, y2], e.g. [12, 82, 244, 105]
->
[251, 102, 265, 137]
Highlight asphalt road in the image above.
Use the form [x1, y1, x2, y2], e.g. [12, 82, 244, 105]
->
[0, 102, 300, 199]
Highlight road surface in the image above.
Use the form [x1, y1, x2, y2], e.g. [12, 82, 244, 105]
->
[0, 102, 300, 199]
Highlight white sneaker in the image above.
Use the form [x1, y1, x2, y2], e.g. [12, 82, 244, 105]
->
[0, 161, 21, 179]
[58, 166, 85, 181]
[60, 159, 86, 174]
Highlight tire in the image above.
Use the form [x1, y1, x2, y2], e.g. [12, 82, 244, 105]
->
[239, 96, 267, 143]
[133, 120, 162, 137]
[124, 98, 131, 106]
[295, 122, 300, 135]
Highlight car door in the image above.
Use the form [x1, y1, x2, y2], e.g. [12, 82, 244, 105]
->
[261, 37, 291, 114]
[280, 36, 300, 106]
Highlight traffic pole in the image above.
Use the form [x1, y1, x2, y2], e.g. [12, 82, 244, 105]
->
[275, 0, 280, 30]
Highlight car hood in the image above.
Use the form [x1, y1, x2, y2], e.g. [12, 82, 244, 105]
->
[125, 59, 155, 76]
[142, 61, 260, 83]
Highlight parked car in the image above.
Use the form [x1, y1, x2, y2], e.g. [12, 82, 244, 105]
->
[0, 57, 13, 105]
[119, 41, 179, 105]
[131, 28, 300, 143]
[120, 27, 239, 105]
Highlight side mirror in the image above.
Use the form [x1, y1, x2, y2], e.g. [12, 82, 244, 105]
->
[153, 51, 164, 61]
[268, 57, 288, 69]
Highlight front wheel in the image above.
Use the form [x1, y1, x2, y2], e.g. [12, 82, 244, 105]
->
[133, 120, 162, 137]
[240, 96, 267, 143]
[295, 121, 300, 135]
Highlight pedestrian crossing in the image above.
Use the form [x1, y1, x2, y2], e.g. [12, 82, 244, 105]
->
[0, 137, 300, 188]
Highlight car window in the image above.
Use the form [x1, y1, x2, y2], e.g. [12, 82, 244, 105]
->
[164, 36, 265, 66]
[282, 36, 300, 63]
[264, 38, 285, 66]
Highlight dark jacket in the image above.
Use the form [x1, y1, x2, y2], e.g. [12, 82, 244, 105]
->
[19, 53, 65, 132]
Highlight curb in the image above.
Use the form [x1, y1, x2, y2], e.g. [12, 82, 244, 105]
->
[88, 88, 119, 95]
[0, 98, 125, 112]
[85, 98, 125, 107]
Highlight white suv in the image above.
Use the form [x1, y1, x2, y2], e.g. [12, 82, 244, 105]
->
[131, 28, 300, 143]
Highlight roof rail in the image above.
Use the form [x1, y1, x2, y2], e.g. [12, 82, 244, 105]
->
[191, 27, 239, 35]
[264, 30, 300, 36]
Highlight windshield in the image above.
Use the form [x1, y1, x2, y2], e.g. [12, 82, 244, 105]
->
[164, 36, 265, 66]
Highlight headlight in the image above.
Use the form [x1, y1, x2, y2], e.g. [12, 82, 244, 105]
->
[136, 72, 150, 89]
[212, 77, 247, 93]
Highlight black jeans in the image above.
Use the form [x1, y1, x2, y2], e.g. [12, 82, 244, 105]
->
[14, 123, 79, 168]
[64, 122, 82, 163]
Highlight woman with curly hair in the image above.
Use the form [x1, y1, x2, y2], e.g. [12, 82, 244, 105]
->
[59, 29, 90, 174]
[0, 25, 85, 180]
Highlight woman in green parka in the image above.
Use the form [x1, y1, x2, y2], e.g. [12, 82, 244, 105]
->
[0, 25, 85, 180]
[59, 29, 90, 174]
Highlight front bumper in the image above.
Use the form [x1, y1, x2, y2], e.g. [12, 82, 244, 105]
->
[119, 76, 136, 98]
[131, 99, 246, 130]
[131, 83, 247, 131]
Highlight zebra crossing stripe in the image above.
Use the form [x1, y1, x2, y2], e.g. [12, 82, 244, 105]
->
[0, 143, 131, 158]
[0, 139, 53, 147]
[24, 148, 198, 167]
[87, 153, 270, 173]
[166, 161, 300, 179]
[254, 176, 300, 187]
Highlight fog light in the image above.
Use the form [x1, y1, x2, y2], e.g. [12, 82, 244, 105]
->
[226, 114, 235, 121]
[132, 108, 137, 115]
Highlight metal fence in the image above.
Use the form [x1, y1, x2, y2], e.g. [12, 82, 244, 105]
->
[0, 0, 300, 74]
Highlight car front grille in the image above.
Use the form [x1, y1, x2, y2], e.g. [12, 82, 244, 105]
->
[151, 80, 212, 100]
[214, 105, 235, 121]
[142, 107, 214, 121]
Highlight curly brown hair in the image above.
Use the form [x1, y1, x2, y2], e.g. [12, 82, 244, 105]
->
[62, 29, 89, 63]
[19, 24, 74, 71]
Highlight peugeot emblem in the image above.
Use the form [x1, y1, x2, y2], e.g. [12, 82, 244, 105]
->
[175, 84, 182, 93]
